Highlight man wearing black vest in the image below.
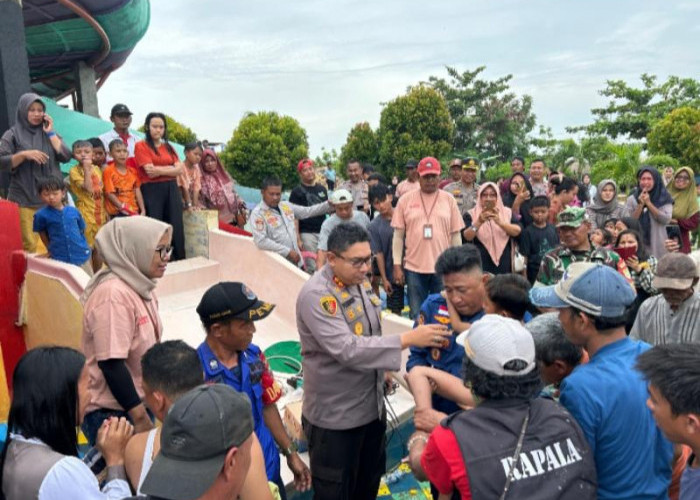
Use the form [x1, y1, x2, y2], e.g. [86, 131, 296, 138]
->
[409, 314, 597, 499]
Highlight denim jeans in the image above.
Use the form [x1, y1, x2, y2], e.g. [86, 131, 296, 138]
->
[405, 270, 443, 319]
[81, 408, 130, 446]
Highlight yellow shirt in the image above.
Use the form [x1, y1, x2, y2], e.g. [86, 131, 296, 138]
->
[69, 164, 105, 246]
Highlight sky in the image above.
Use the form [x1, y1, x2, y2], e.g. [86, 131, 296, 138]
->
[91, 0, 700, 157]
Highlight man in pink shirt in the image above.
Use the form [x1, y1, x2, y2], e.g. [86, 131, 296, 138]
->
[395, 159, 421, 198]
[392, 157, 465, 318]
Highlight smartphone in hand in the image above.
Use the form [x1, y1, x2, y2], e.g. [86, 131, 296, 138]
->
[666, 224, 682, 243]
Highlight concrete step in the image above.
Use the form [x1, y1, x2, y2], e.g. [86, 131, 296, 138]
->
[156, 257, 221, 297]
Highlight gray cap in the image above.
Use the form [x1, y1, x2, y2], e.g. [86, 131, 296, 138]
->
[141, 384, 254, 500]
[456, 315, 536, 377]
[653, 253, 699, 290]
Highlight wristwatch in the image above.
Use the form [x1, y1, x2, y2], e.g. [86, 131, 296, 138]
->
[469, 225, 479, 233]
[281, 442, 298, 457]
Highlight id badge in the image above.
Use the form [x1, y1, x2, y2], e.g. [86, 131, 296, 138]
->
[423, 224, 433, 239]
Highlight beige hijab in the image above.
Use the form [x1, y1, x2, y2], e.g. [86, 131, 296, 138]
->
[83, 216, 172, 301]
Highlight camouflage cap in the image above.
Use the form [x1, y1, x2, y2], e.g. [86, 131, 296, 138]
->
[556, 207, 589, 228]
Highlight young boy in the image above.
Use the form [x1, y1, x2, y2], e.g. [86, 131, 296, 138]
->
[368, 183, 404, 315]
[637, 344, 700, 500]
[103, 139, 145, 217]
[88, 138, 107, 171]
[68, 140, 105, 247]
[519, 195, 559, 283]
[32, 176, 92, 275]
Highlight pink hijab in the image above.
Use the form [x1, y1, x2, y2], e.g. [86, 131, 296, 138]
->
[468, 182, 513, 265]
[199, 149, 240, 222]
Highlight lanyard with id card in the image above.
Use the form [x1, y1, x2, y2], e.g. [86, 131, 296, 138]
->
[420, 192, 439, 240]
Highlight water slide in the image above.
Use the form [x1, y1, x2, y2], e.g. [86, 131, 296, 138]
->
[23, 0, 150, 99]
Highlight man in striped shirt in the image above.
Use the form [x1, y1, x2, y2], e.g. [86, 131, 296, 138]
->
[631, 253, 700, 344]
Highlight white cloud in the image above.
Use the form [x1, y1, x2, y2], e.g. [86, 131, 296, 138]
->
[87, 0, 697, 156]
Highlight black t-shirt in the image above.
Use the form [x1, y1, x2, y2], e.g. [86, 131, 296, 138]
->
[519, 223, 559, 283]
[289, 183, 328, 233]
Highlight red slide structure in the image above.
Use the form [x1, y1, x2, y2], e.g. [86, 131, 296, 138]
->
[0, 201, 27, 388]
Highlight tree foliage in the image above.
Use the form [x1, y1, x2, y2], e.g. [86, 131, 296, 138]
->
[339, 122, 379, 167]
[138, 114, 197, 145]
[567, 74, 700, 141]
[222, 111, 309, 189]
[313, 147, 341, 170]
[589, 142, 643, 190]
[376, 85, 453, 179]
[647, 106, 700, 171]
[427, 66, 536, 161]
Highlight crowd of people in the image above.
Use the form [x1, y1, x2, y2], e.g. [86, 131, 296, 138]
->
[0, 94, 249, 273]
[2, 92, 700, 500]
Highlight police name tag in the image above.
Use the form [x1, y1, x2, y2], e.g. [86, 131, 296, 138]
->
[423, 224, 433, 239]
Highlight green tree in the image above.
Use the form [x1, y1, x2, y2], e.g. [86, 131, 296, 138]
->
[568, 74, 700, 141]
[376, 85, 454, 179]
[589, 142, 643, 190]
[427, 66, 536, 161]
[339, 122, 379, 168]
[222, 111, 309, 188]
[138, 114, 197, 145]
[313, 147, 341, 170]
[648, 107, 700, 170]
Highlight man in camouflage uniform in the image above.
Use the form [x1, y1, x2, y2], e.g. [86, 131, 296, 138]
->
[443, 156, 479, 216]
[251, 176, 331, 267]
[535, 206, 632, 287]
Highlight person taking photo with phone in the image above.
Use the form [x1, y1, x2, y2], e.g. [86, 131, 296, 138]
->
[462, 182, 521, 275]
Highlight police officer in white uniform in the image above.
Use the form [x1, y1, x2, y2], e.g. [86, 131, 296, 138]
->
[296, 222, 450, 500]
[250, 176, 332, 267]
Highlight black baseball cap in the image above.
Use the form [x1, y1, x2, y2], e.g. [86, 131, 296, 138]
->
[196, 282, 275, 326]
[110, 103, 132, 116]
[405, 159, 418, 169]
[140, 384, 254, 500]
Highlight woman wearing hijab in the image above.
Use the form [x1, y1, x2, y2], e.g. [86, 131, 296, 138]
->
[80, 216, 172, 446]
[667, 167, 700, 254]
[502, 172, 534, 227]
[199, 149, 249, 235]
[462, 182, 522, 275]
[586, 179, 624, 230]
[0, 93, 71, 252]
[623, 166, 673, 258]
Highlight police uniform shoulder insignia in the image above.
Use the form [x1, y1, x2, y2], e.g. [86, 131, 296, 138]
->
[254, 217, 264, 231]
[320, 296, 338, 316]
[354, 322, 364, 336]
[369, 294, 382, 306]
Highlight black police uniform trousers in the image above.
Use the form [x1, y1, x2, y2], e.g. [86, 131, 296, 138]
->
[302, 416, 386, 500]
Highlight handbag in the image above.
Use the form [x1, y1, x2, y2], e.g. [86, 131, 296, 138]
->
[512, 243, 526, 273]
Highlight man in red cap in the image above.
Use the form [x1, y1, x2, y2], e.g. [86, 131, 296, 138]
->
[392, 157, 465, 318]
[289, 158, 328, 272]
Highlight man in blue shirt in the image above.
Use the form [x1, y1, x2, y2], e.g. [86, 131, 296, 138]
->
[196, 282, 311, 499]
[406, 245, 485, 415]
[531, 263, 673, 500]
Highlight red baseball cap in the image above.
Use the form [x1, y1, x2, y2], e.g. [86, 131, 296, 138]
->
[297, 158, 314, 173]
[417, 157, 441, 177]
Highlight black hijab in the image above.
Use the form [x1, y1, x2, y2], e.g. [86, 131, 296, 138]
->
[634, 166, 673, 246]
[503, 173, 534, 226]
